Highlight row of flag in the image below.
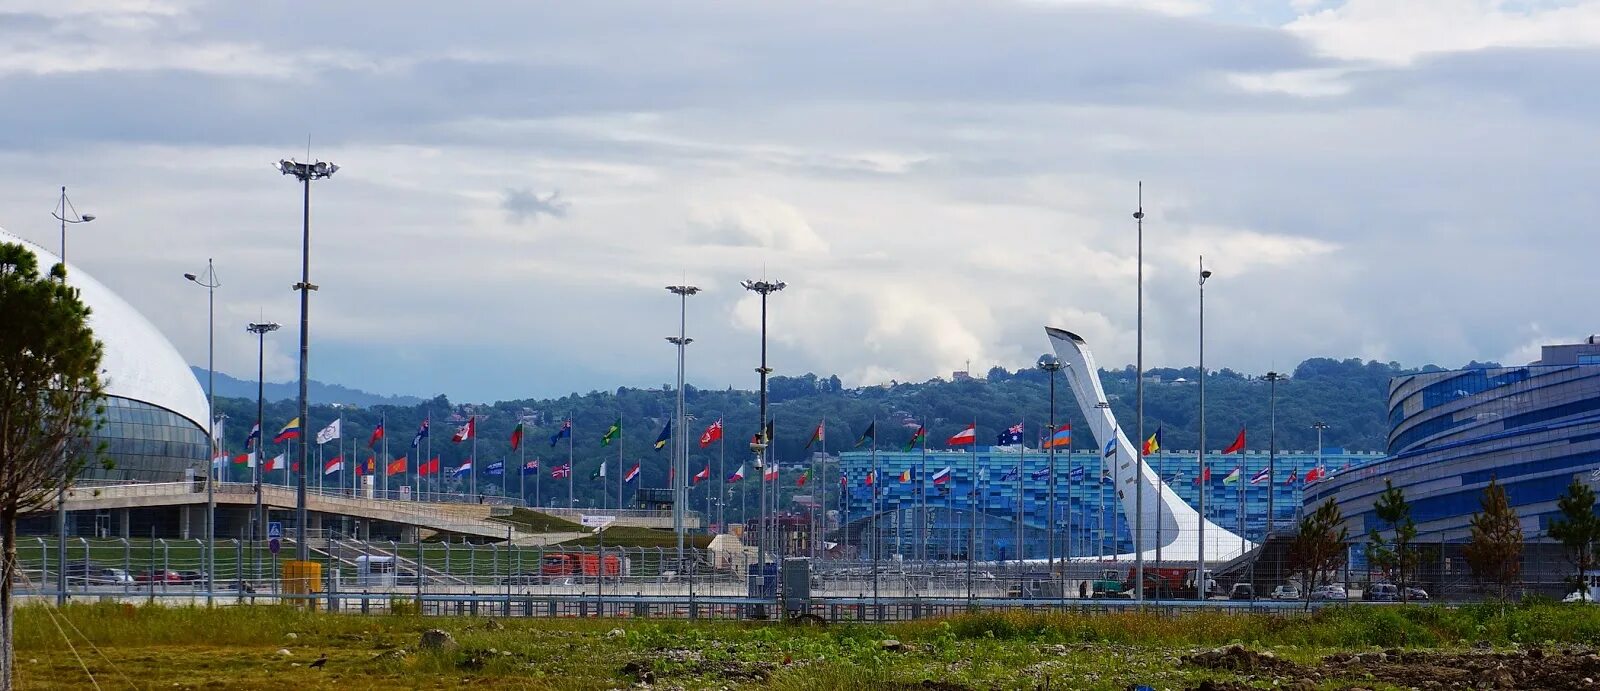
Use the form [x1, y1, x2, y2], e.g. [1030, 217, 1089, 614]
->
[238, 414, 1339, 491]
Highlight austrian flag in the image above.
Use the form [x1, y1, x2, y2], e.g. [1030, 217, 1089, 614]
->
[947, 424, 977, 446]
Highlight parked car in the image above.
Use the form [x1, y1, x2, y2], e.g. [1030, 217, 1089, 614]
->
[1310, 584, 1348, 601]
[96, 568, 135, 585]
[135, 570, 182, 585]
[1405, 587, 1430, 601]
[1271, 585, 1301, 601]
[1229, 583, 1256, 601]
[1365, 583, 1399, 602]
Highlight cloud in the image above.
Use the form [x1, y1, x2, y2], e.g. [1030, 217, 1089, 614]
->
[687, 196, 829, 254]
[501, 187, 569, 224]
[1, 0, 1598, 404]
[1287, 0, 1600, 65]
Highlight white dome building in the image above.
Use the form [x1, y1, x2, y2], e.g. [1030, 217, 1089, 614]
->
[1, 229, 210, 483]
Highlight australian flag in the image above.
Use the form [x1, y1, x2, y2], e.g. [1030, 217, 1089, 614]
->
[996, 423, 1023, 446]
[550, 419, 572, 447]
[411, 419, 430, 449]
[521, 460, 540, 475]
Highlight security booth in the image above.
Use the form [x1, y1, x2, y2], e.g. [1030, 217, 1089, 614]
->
[355, 555, 397, 587]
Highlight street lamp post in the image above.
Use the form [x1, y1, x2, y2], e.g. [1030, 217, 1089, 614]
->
[247, 321, 279, 582]
[1037, 355, 1063, 577]
[184, 260, 220, 604]
[274, 159, 337, 561]
[52, 185, 95, 273]
[1264, 371, 1284, 536]
[741, 278, 784, 603]
[666, 285, 700, 566]
[1197, 257, 1211, 599]
[51, 186, 93, 607]
[1133, 182, 1146, 602]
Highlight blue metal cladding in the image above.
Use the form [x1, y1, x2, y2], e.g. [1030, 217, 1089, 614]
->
[1308, 363, 1600, 544]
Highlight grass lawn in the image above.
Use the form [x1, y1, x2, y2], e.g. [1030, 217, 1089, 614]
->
[15, 601, 1600, 689]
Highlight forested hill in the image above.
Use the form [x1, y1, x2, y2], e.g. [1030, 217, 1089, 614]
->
[209, 356, 1498, 506]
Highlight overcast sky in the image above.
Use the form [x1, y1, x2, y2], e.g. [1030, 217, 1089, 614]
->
[3, 0, 1597, 403]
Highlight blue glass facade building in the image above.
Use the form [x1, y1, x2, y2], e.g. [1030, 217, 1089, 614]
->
[836, 445, 1382, 560]
[1304, 346, 1600, 547]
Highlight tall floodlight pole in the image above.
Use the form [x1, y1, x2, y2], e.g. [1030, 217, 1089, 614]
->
[741, 279, 785, 599]
[1197, 258, 1211, 599]
[1264, 371, 1283, 536]
[1133, 182, 1146, 602]
[666, 284, 700, 566]
[247, 321, 279, 581]
[1038, 355, 1063, 578]
[274, 158, 337, 560]
[184, 260, 220, 604]
[51, 187, 93, 606]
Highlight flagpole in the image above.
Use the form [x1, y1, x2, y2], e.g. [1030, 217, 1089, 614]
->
[870, 415, 878, 613]
[470, 414, 478, 501]
[616, 414, 624, 511]
[426, 415, 433, 502]
[718, 420, 726, 532]
[520, 434, 527, 507]
[918, 420, 927, 563]
[815, 417, 824, 560]
[967, 418, 976, 603]
[1017, 421, 1025, 566]
[567, 417, 574, 510]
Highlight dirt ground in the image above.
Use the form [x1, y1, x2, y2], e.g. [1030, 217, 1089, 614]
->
[1184, 644, 1600, 690]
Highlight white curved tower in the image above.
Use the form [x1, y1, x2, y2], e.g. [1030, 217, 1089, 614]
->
[1047, 327, 1252, 563]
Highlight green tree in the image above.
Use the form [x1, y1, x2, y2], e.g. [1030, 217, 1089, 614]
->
[1366, 479, 1417, 601]
[1290, 499, 1349, 610]
[1463, 478, 1522, 602]
[1547, 479, 1600, 602]
[0, 243, 105, 689]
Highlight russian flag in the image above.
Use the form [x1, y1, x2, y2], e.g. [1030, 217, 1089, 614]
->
[274, 418, 302, 444]
[931, 467, 952, 484]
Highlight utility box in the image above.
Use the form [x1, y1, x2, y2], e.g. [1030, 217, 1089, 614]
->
[781, 557, 811, 613]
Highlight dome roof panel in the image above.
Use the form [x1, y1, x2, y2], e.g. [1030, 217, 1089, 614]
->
[1, 229, 210, 434]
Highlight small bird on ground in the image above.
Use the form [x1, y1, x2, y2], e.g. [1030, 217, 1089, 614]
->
[309, 653, 328, 669]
